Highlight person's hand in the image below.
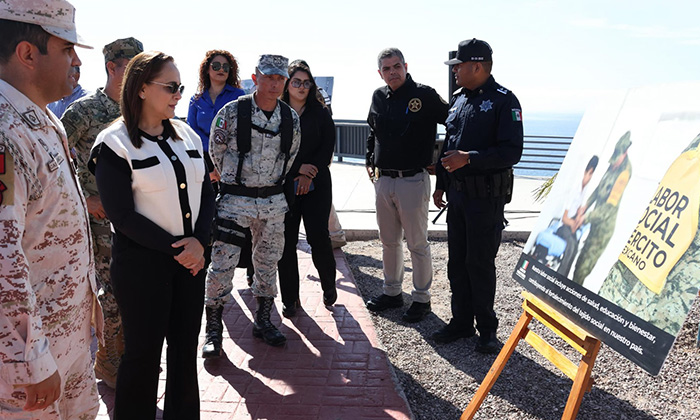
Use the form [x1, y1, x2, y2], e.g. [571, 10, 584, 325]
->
[188, 256, 206, 276]
[20, 370, 61, 411]
[298, 164, 318, 179]
[172, 237, 204, 269]
[426, 164, 436, 175]
[86, 195, 106, 220]
[365, 166, 375, 182]
[295, 175, 312, 195]
[441, 150, 470, 173]
[209, 168, 221, 183]
[433, 189, 446, 209]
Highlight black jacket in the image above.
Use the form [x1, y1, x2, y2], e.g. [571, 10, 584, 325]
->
[366, 74, 448, 170]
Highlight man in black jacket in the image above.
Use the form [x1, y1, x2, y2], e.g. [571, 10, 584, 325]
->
[365, 48, 449, 322]
[433, 39, 523, 353]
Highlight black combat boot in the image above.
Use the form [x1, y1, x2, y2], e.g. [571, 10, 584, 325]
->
[252, 297, 286, 347]
[201, 305, 224, 358]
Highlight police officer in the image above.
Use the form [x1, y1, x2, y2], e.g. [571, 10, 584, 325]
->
[0, 0, 102, 416]
[432, 39, 523, 353]
[204, 54, 300, 351]
[365, 48, 449, 323]
[61, 36, 142, 389]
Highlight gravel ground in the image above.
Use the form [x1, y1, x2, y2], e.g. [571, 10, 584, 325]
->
[343, 238, 700, 420]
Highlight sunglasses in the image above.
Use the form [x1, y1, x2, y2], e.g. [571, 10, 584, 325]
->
[290, 79, 313, 89]
[149, 81, 185, 94]
[210, 62, 230, 72]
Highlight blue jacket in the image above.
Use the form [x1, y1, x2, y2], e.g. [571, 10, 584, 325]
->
[187, 84, 245, 151]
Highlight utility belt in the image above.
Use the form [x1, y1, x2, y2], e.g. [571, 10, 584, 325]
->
[219, 182, 283, 198]
[450, 168, 514, 202]
[378, 168, 424, 178]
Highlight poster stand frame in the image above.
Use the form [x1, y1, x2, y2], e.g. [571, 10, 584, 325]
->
[460, 291, 601, 420]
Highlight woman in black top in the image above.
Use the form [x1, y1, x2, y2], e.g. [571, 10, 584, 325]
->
[278, 60, 337, 317]
[91, 51, 215, 419]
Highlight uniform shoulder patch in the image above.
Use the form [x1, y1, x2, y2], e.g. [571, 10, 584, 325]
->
[512, 109, 522, 121]
[496, 87, 509, 95]
[0, 144, 15, 206]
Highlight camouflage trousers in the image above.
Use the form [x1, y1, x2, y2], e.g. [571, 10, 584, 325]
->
[92, 222, 121, 341]
[0, 281, 99, 419]
[205, 212, 285, 306]
[572, 208, 616, 285]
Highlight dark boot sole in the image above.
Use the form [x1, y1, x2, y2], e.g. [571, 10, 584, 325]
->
[252, 327, 287, 347]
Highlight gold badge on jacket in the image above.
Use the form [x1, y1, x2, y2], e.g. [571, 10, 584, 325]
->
[408, 98, 422, 112]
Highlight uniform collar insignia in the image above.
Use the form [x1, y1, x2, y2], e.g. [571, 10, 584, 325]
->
[21, 109, 42, 129]
[480, 100, 493, 112]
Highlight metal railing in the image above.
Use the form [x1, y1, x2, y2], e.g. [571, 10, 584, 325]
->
[334, 120, 573, 174]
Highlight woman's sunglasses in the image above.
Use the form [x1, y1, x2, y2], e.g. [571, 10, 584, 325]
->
[290, 79, 313, 89]
[149, 81, 185, 95]
[210, 62, 231, 72]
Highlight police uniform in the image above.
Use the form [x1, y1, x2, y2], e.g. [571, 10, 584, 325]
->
[366, 73, 448, 308]
[436, 74, 523, 342]
[91, 118, 214, 418]
[0, 80, 101, 418]
[206, 94, 300, 303]
[573, 132, 632, 285]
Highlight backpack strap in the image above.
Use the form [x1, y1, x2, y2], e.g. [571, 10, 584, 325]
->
[235, 95, 252, 186]
[277, 99, 293, 185]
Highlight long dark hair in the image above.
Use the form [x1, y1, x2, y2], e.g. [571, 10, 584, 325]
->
[281, 59, 325, 109]
[120, 51, 181, 148]
[195, 49, 241, 99]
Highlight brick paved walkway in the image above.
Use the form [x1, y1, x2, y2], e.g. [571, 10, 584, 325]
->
[96, 241, 412, 419]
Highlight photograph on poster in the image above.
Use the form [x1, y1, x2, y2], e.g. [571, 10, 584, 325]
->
[516, 82, 700, 375]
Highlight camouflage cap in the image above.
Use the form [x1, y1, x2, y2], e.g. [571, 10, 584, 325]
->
[610, 131, 632, 162]
[103, 37, 144, 63]
[256, 54, 289, 78]
[0, 0, 92, 49]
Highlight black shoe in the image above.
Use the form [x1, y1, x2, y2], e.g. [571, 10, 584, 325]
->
[402, 301, 431, 323]
[323, 288, 338, 306]
[282, 300, 300, 318]
[431, 323, 476, 344]
[474, 332, 501, 354]
[366, 294, 403, 312]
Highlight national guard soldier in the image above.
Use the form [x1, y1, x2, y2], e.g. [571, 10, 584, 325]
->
[598, 133, 700, 336]
[203, 54, 300, 353]
[0, 0, 102, 417]
[433, 39, 523, 353]
[60, 36, 143, 389]
[364, 47, 449, 323]
[572, 131, 632, 286]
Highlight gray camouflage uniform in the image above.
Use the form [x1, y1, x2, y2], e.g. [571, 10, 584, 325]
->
[0, 80, 102, 418]
[205, 94, 300, 304]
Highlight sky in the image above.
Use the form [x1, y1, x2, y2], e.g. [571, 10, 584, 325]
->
[69, 0, 700, 123]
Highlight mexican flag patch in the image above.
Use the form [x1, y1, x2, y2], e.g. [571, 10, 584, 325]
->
[215, 117, 226, 129]
[512, 109, 522, 122]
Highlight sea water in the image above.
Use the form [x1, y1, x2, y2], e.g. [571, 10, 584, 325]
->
[517, 113, 583, 178]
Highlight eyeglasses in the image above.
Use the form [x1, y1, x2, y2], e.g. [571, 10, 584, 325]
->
[210, 62, 230, 72]
[149, 81, 185, 95]
[290, 79, 312, 89]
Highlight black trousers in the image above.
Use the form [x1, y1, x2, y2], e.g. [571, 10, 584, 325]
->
[446, 189, 506, 336]
[278, 171, 336, 305]
[111, 233, 204, 420]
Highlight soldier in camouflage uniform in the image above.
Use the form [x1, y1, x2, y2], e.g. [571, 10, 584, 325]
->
[573, 131, 633, 285]
[599, 134, 700, 336]
[204, 54, 300, 351]
[60, 37, 143, 389]
[0, 1, 103, 417]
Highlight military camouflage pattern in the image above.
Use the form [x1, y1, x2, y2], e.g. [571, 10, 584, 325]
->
[0, 0, 90, 49]
[573, 133, 633, 285]
[206, 94, 300, 304]
[102, 37, 143, 63]
[598, 134, 700, 336]
[0, 80, 100, 417]
[256, 54, 289, 77]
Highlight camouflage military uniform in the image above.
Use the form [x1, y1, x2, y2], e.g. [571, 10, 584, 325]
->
[599, 135, 700, 336]
[61, 88, 123, 382]
[573, 132, 632, 285]
[0, 80, 101, 418]
[206, 94, 300, 304]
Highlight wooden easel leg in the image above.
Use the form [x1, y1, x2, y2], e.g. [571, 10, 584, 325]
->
[460, 311, 533, 420]
[561, 339, 601, 420]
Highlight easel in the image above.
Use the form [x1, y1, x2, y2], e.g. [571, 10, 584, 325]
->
[461, 291, 601, 420]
